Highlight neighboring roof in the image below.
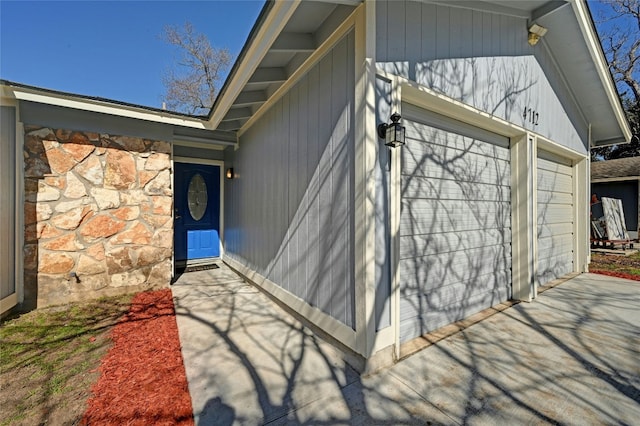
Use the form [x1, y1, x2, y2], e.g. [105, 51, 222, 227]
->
[0, 79, 210, 128]
[0, 79, 237, 145]
[0, 79, 202, 119]
[591, 157, 640, 180]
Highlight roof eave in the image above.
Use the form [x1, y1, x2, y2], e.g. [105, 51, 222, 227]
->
[1, 79, 210, 129]
[591, 135, 631, 148]
[205, 0, 301, 130]
[572, 0, 633, 146]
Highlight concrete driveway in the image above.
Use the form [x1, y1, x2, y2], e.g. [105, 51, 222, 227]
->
[172, 265, 640, 425]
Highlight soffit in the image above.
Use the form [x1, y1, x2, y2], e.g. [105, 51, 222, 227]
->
[208, 0, 358, 132]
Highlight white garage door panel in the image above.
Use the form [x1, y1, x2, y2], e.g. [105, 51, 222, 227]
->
[401, 199, 510, 231]
[399, 279, 511, 342]
[536, 150, 574, 286]
[400, 244, 511, 290]
[538, 234, 573, 255]
[403, 176, 511, 202]
[405, 129, 512, 161]
[403, 153, 510, 185]
[538, 222, 572, 239]
[399, 228, 512, 259]
[400, 208, 510, 237]
[538, 190, 573, 205]
[538, 204, 575, 224]
[400, 271, 512, 313]
[403, 103, 511, 149]
[537, 255, 574, 285]
[538, 172, 573, 193]
[538, 157, 573, 173]
[399, 104, 511, 343]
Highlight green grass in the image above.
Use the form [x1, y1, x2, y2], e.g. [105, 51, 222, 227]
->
[0, 294, 134, 426]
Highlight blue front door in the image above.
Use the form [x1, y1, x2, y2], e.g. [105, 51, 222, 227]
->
[174, 163, 220, 261]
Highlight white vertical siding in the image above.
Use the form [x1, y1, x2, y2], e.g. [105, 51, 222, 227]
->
[375, 0, 588, 155]
[225, 32, 356, 328]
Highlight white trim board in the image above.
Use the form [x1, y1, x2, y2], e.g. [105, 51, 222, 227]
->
[592, 177, 640, 183]
[3, 86, 208, 129]
[172, 139, 229, 151]
[173, 157, 225, 166]
[223, 255, 359, 354]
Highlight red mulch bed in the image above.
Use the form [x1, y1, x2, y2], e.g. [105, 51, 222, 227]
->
[81, 289, 194, 425]
[590, 269, 640, 281]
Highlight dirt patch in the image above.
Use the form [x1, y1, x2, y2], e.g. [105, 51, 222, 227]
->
[0, 294, 132, 426]
[590, 251, 640, 281]
[81, 288, 194, 425]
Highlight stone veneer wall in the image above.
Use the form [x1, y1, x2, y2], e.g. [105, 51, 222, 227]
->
[23, 125, 173, 308]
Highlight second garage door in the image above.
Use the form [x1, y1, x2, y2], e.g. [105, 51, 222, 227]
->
[536, 150, 575, 286]
[399, 104, 512, 343]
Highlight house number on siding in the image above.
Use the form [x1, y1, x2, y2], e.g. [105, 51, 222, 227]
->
[523, 107, 540, 125]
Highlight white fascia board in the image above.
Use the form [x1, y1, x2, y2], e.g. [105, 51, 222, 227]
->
[536, 134, 588, 162]
[591, 176, 640, 183]
[4, 86, 208, 129]
[207, 1, 301, 129]
[238, 5, 359, 137]
[571, 0, 632, 143]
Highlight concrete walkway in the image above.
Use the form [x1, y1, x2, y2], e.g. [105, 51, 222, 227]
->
[172, 264, 640, 425]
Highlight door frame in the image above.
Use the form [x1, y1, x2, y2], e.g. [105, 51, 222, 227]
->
[172, 157, 225, 271]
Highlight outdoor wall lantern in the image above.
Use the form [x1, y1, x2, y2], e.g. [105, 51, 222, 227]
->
[378, 112, 406, 148]
[528, 23, 548, 46]
[225, 168, 235, 179]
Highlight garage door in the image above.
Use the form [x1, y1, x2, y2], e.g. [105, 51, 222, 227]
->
[536, 150, 574, 286]
[399, 104, 512, 343]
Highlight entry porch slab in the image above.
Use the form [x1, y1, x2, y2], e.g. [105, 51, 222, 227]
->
[173, 266, 640, 424]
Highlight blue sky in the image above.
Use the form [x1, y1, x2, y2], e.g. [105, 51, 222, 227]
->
[1, 1, 636, 110]
[0, 0, 264, 109]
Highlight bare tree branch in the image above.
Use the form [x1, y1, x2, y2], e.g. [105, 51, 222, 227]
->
[592, 0, 640, 160]
[161, 22, 232, 115]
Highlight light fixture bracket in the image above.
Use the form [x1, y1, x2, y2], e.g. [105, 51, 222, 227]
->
[527, 23, 548, 46]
